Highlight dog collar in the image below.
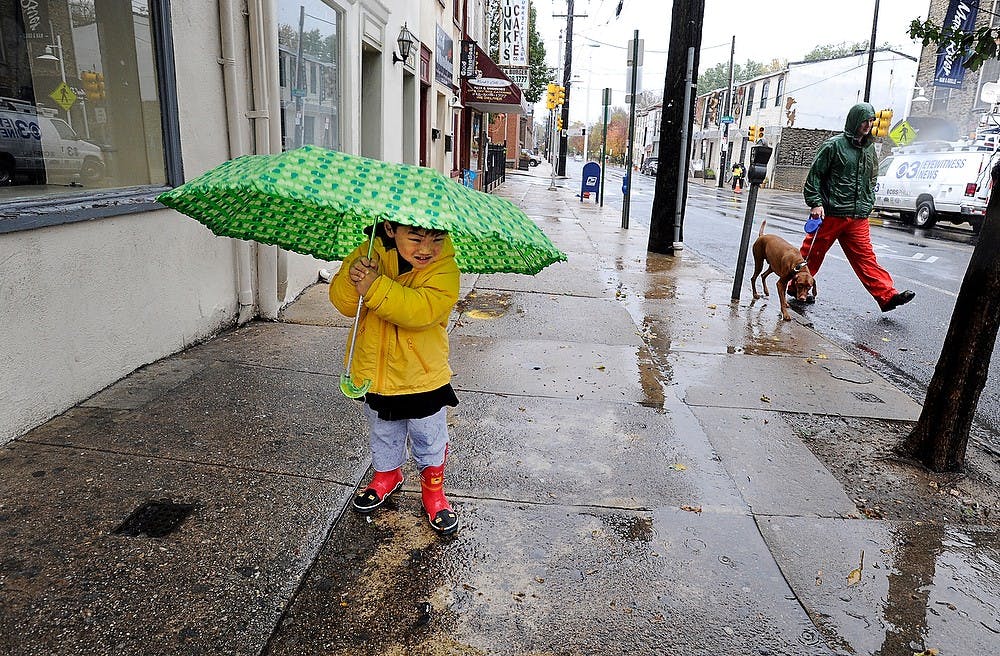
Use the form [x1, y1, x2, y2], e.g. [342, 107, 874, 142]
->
[793, 261, 808, 273]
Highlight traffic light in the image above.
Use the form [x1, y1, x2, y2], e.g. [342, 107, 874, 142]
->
[546, 83, 558, 110]
[554, 85, 565, 107]
[871, 109, 893, 138]
[82, 70, 105, 101]
[758, 126, 765, 141]
[557, 117, 563, 130]
[747, 125, 759, 141]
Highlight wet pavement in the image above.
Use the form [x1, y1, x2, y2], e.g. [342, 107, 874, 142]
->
[1, 165, 998, 655]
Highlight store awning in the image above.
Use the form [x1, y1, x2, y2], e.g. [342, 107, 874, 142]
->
[460, 43, 529, 115]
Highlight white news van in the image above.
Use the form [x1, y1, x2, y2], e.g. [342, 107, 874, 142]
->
[0, 97, 105, 186]
[873, 139, 997, 231]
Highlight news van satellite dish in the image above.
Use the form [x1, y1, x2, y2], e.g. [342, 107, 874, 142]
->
[981, 82, 999, 104]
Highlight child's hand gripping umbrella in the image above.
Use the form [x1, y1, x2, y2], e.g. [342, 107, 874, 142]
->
[156, 145, 568, 398]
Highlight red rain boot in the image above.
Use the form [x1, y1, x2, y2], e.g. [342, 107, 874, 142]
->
[420, 463, 459, 535]
[352, 467, 403, 514]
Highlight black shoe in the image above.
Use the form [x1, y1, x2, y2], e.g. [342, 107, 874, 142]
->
[882, 290, 915, 312]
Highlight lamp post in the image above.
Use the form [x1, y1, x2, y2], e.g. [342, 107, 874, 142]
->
[36, 32, 71, 128]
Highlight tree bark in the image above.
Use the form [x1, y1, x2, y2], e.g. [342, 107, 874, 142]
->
[648, 0, 704, 254]
[899, 164, 1000, 471]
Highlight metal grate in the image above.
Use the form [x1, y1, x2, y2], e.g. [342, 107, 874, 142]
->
[114, 499, 196, 538]
[853, 391, 885, 404]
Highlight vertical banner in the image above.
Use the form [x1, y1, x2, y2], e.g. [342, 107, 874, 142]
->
[19, 0, 51, 41]
[499, 0, 528, 66]
[435, 24, 454, 86]
[459, 40, 477, 78]
[934, 0, 979, 88]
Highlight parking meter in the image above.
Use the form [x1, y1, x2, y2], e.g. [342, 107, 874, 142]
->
[747, 144, 772, 186]
[731, 143, 774, 302]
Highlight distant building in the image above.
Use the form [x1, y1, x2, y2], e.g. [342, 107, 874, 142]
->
[691, 48, 917, 191]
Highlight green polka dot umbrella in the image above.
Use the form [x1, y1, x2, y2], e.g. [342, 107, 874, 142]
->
[157, 145, 566, 275]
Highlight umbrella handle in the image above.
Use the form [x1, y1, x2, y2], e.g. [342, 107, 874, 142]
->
[339, 221, 378, 399]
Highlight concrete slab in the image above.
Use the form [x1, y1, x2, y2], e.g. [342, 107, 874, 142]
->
[0, 442, 351, 655]
[266, 502, 834, 656]
[688, 407, 858, 518]
[475, 253, 611, 298]
[674, 352, 922, 421]
[450, 335, 660, 405]
[82, 357, 208, 410]
[184, 321, 347, 377]
[759, 516, 1000, 655]
[444, 391, 745, 511]
[22, 361, 370, 482]
[452, 290, 643, 346]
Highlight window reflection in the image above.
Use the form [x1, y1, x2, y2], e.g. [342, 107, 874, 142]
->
[278, 1, 341, 152]
[0, 0, 165, 201]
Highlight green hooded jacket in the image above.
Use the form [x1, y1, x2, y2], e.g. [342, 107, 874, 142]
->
[803, 103, 878, 218]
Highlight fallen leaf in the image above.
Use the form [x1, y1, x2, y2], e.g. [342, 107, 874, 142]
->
[669, 463, 688, 471]
[847, 550, 865, 585]
[760, 394, 771, 403]
[816, 353, 828, 359]
[707, 304, 717, 309]
[882, 337, 891, 342]
[815, 570, 823, 586]
[912, 649, 939, 656]
[680, 505, 703, 514]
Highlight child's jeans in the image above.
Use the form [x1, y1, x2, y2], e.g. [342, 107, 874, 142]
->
[362, 405, 449, 472]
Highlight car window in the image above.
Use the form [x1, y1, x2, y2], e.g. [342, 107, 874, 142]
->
[48, 118, 78, 140]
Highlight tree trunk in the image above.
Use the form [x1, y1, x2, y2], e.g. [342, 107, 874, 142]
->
[899, 164, 1000, 471]
[648, 0, 704, 254]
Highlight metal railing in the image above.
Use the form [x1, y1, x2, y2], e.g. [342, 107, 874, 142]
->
[484, 142, 506, 192]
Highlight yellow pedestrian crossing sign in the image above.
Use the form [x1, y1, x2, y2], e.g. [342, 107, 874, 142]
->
[889, 120, 915, 146]
[49, 82, 77, 112]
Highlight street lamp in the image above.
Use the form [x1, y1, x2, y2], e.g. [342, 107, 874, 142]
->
[393, 23, 415, 65]
[912, 85, 929, 105]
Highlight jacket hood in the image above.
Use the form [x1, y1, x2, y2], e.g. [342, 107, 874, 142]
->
[844, 102, 876, 147]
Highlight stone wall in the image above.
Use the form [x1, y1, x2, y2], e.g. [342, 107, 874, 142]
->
[771, 127, 839, 192]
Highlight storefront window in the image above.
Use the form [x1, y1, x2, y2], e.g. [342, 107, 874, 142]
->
[1, 1, 168, 202]
[278, 1, 341, 152]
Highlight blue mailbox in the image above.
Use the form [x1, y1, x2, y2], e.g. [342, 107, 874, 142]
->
[580, 161, 601, 202]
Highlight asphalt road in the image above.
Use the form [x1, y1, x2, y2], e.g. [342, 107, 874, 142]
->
[563, 158, 1000, 455]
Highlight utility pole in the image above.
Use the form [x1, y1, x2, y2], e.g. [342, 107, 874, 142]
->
[648, 0, 705, 254]
[718, 36, 735, 189]
[553, 0, 587, 177]
[294, 5, 306, 148]
[622, 32, 640, 229]
[864, 0, 880, 102]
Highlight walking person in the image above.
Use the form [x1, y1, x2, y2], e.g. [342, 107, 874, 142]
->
[330, 220, 461, 535]
[795, 102, 915, 312]
[731, 161, 745, 191]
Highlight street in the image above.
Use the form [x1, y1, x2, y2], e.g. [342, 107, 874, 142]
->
[564, 158, 1000, 455]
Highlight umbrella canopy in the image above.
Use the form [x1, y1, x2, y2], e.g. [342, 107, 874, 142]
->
[157, 145, 566, 275]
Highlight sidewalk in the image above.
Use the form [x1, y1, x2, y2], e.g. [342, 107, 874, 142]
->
[2, 167, 998, 655]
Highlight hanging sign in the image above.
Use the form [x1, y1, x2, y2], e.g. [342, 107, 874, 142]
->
[934, 0, 978, 88]
[19, 0, 50, 41]
[499, 0, 529, 66]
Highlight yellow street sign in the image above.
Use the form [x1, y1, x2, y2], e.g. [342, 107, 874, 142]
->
[889, 120, 915, 146]
[49, 82, 77, 112]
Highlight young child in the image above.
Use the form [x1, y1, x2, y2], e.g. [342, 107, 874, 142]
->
[329, 220, 461, 535]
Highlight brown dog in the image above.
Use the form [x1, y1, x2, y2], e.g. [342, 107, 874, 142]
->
[750, 220, 817, 321]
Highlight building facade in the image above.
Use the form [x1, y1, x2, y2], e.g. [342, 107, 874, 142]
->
[691, 49, 918, 190]
[0, 0, 514, 444]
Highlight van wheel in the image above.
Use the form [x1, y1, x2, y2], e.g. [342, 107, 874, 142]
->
[0, 158, 13, 186]
[914, 199, 937, 228]
[80, 157, 105, 182]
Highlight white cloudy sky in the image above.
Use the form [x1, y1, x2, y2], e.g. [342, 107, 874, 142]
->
[529, 0, 931, 123]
